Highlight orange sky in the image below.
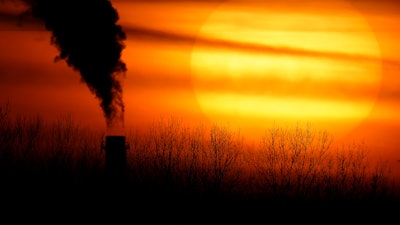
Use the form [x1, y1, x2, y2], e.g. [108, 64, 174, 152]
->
[1, 0, 400, 175]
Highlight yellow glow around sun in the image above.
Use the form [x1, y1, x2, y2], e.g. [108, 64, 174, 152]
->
[200, 93, 373, 119]
[190, 0, 382, 140]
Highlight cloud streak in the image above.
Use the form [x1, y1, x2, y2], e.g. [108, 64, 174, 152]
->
[2, 9, 398, 67]
[126, 25, 400, 67]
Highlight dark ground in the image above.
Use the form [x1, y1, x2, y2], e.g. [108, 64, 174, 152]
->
[0, 174, 398, 223]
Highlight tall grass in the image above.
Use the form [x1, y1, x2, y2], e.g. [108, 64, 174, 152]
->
[0, 102, 399, 209]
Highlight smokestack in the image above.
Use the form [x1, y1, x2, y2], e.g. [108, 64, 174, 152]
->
[103, 126, 128, 181]
[104, 134, 127, 182]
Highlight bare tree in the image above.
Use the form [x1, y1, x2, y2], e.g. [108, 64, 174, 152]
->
[199, 123, 243, 195]
[46, 114, 80, 177]
[253, 123, 332, 199]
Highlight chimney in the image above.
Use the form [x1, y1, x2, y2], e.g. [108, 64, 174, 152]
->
[103, 134, 128, 182]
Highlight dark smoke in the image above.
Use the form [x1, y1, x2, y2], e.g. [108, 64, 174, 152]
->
[21, 0, 127, 128]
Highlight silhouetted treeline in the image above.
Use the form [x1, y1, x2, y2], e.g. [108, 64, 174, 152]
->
[0, 102, 399, 214]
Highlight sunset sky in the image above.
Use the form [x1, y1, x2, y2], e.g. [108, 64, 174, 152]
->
[1, 0, 400, 175]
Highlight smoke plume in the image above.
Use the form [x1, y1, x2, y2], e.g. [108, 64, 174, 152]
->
[21, 0, 127, 128]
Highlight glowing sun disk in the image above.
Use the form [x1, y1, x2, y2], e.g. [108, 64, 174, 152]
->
[190, 0, 382, 139]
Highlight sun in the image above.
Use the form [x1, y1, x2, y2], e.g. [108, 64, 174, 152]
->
[190, 0, 382, 141]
